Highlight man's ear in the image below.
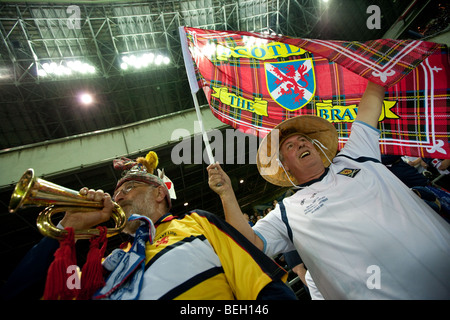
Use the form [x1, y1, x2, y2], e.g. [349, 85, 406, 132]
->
[154, 185, 166, 203]
[278, 152, 289, 171]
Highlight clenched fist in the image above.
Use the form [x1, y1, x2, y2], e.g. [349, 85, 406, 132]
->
[207, 162, 233, 197]
[59, 187, 114, 230]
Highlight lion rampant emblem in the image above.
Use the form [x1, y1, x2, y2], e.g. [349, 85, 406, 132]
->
[265, 58, 316, 111]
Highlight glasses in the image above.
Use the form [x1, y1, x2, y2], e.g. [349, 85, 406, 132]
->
[113, 181, 149, 200]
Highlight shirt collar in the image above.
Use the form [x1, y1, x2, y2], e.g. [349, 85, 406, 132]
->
[155, 212, 175, 226]
[297, 167, 330, 188]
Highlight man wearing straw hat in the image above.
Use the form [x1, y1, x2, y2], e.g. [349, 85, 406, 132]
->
[208, 81, 450, 299]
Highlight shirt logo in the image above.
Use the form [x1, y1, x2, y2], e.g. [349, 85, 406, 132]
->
[304, 196, 328, 215]
[338, 168, 361, 178]
[154, 230, 177, 247]
[155, 236, 169, 247]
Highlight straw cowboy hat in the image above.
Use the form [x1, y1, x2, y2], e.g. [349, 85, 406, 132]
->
[256, 115, 338, 187]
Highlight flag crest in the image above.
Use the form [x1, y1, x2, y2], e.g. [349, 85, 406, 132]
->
[265, 58, 316, 111]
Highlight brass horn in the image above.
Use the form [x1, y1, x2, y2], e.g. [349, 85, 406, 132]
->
[9, 168, 127, 240]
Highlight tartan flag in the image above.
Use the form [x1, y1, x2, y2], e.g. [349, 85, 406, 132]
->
[180, 27, 450, 159]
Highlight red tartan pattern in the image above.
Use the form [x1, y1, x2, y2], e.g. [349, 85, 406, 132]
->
[182, 27, 450, 159]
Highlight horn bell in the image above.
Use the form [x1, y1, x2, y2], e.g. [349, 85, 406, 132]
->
[9, 168, 127, 240]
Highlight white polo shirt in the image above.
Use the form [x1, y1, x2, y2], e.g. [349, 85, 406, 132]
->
[253, 121, 450, 299]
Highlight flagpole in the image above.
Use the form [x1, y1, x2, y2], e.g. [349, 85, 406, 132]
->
[179, 26, 215, 165]
[192, 91, 215, 165]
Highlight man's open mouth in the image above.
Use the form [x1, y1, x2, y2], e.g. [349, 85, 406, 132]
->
[300, 151, 310, 159]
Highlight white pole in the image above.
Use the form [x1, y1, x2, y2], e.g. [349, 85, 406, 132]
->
[192, 92, 215, 165]
[179, 26, 215, 165]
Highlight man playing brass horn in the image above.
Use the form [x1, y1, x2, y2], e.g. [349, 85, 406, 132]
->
[208, 81, 450, 299]
[1, 151, 296, 300]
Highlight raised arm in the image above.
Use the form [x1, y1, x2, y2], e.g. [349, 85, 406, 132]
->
[207, 163, 264, 251]
[355, 81, 386, 128]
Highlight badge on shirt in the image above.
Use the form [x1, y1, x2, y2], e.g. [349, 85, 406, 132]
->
[337, 168, 361, 178]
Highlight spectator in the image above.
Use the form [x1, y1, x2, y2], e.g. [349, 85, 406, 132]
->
[208, 81, 450, 299]
[1, 152, 296, 300]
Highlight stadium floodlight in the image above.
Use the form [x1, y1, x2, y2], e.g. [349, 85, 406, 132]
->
[0, 67, 12, 79]
[37, 60, 96, 78]
[79, 92, 93, 105]
[120, 52, 170, 71]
